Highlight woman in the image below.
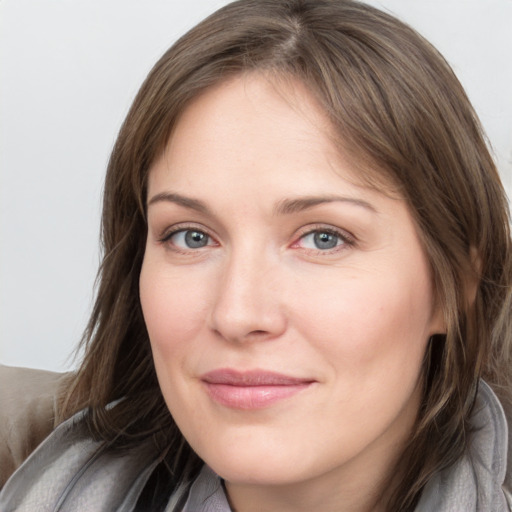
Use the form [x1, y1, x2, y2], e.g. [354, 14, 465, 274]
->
[1, 0, 511, 510]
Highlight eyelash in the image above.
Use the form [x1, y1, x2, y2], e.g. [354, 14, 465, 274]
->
[157, 224, 355, 254]
[158, 224, 217, 253]
[291, 225, 355, 254]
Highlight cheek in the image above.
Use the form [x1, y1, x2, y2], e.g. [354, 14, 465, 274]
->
[139, 256, 211, 361]
[292, 263, 435, 379]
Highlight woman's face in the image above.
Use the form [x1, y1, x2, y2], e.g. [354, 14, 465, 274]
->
[140, 74, 444, 507]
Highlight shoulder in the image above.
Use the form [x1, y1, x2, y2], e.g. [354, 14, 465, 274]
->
[465, 381, 512, 510]
[0, 364, 71, 487]
[416, 381, 512, 511]
[0, 400, 164, 511]
[466, 381, 512, 510]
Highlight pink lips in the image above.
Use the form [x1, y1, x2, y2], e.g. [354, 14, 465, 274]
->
[201, 369, 314, 410]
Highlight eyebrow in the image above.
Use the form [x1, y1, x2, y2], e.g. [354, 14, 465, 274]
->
[147, 192, 377, 215]
[147, 192, 211, 215]
[274, 195, 377, 215]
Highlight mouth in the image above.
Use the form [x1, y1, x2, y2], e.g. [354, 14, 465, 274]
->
[200, 368, 315, 410]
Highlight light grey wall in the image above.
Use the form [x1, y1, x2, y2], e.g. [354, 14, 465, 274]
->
[1, 0, 511, 372]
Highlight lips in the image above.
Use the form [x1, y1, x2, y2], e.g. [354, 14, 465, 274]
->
[200, 369, 314, 409]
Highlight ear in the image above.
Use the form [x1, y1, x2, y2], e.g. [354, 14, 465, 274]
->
[428, 246, 482, 337]
[431, 245, 482, 334]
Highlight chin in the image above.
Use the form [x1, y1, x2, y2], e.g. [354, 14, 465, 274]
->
[195, 433, 335, 488]
[209, 458, 309, 487]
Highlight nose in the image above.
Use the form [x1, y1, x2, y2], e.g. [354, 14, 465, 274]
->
[208, 248, 287, 344]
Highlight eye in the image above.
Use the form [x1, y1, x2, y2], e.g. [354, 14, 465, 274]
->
[165, 229, 214, 249]
[296, 228, 352, 252]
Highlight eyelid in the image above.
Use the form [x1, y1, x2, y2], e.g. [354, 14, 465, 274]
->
[157, 223, 219, 248]
[291, 224, 356, 251]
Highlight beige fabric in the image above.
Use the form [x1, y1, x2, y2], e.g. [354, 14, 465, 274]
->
[0, 365, 70, 488]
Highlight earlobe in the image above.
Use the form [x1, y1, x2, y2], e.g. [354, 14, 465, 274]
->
[429, 270, 447, 335]
[428, 246, 482, 337]
[430, 300, 447, 337]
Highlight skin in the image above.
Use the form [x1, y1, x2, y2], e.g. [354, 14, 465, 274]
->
[139, 74, 445, 512]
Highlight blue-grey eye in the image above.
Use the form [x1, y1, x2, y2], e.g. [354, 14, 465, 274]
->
[301, 230, 342, 250]
[185, 230, 209, 248]
[171, 229, 211, 249]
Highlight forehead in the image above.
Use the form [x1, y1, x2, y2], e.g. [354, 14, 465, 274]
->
[148, 72, 398, 201]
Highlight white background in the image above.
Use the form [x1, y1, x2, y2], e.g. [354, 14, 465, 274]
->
[1, 0, 511, 372]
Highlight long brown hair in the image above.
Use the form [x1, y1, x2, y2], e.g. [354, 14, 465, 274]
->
[60, 1, 512, 509]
